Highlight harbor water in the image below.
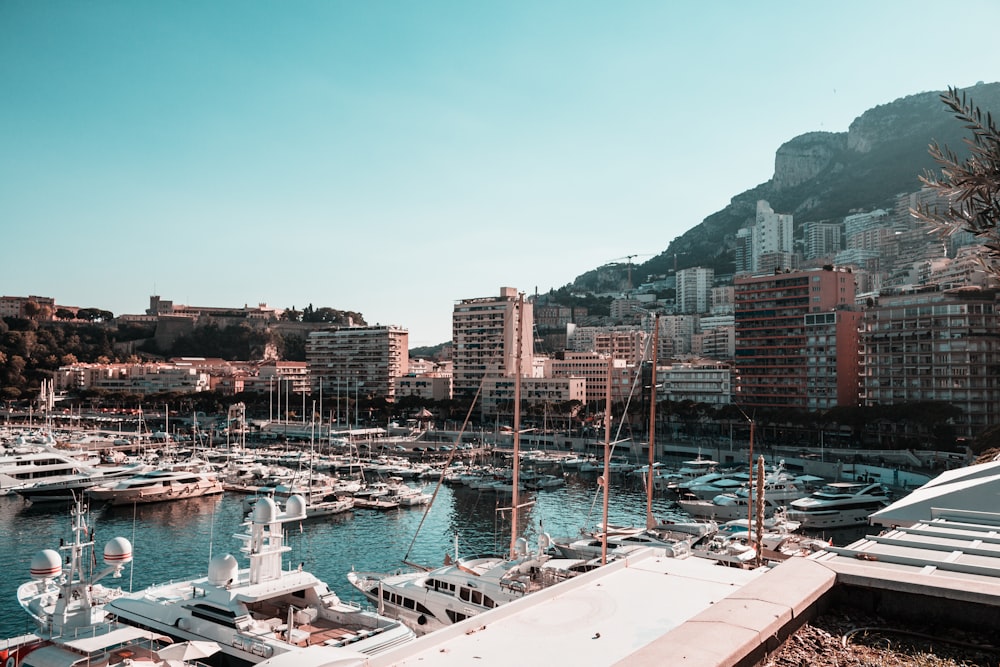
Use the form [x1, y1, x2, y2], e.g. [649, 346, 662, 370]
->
[0, 472, 679, 640]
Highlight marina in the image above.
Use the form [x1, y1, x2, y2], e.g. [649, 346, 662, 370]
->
[0, 468, 688, 642]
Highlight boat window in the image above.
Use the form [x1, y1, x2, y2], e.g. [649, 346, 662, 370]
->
[446, 610, 468, 623]
[190, 604, 238, 627]
[470, 590, 482, 605]
[459, 587, 470, 602]
[416, 602, 433, 615]
[482, 595, 496, 608]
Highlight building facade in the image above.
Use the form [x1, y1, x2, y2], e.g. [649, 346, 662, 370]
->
[676, 267, 714, 314]
[861, 286, 1000, 437]
[306, 325, 409, 401]
[451, 287, 533, 402]
[734, 266, 858, 410]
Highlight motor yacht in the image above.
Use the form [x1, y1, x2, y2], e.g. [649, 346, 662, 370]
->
[785, 481, 891, 529]
[86, 467, 224, 505]
[106, 496, 414, 666]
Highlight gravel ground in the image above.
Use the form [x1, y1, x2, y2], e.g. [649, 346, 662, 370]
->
[762, 609, 1000, 667]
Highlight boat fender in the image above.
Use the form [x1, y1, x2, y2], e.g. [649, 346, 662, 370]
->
[417, 614, 427, 626]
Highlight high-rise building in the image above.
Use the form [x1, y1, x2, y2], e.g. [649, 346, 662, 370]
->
[676, 267, 714, 314]
[734, 266, 858, 410]
[306, 325, 409, 401]
[861, 286, 1000, 437]
[802, 221, 844, 260]
[451, 287, 533, 401]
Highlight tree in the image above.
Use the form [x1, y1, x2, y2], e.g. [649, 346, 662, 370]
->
[916, 86, 1000, 260]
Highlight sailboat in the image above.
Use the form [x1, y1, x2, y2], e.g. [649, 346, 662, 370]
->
[347, 293, 569, 635]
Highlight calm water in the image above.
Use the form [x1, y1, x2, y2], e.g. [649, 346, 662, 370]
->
[0, 472, 678, 640]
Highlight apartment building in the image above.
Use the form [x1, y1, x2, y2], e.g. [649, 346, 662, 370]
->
[0, 295, 56, 320]
[451, 287, 533, 402]
[734, 266, 858, 410]
[566, 326, 649, 366]
[53, 363, 210, 395]
[306, 325, 409, 401]
[481, 376, 586, 417]
[676, 267, 714, 314]
[395, 374, 453, 402]
[658, 360, 733, 405]
[862, 286, 1000, 437]
[545, 352, 630, 406]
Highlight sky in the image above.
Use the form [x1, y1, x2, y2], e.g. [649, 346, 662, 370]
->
[2, 2, 999, 347]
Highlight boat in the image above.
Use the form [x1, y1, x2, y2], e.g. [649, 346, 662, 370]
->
[7, 498, 211, 667]
[347, 535, 561, 635]
[14, 462, 149, 503]
[678, 491, 790, 522]
[525, 473, 565, 490]
[86, 467, 224, 505]
[105, 495, 415, 666]
[784, 481, 892, 529]
[689, 532, 758, 568]
[0, 447, 102, 496]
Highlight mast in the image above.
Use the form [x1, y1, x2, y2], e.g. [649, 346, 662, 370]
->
[747, 418, 755, 541]
[601, 355, 612, 565]
[509, 293, 524, 559]
[646, 314, 659, 529]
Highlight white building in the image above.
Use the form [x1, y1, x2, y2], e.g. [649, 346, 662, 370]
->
[306, 325, 409, 401]
[675, 267, 714, 314]
[659, 360, 733, 405]
[451, 287, 533, 401]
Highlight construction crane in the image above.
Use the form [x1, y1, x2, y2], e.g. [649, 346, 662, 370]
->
[608, 254, 653, 290]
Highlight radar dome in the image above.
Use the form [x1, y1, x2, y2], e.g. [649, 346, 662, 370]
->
[252, 497, 278, 524]
[514, 537, 528, 556]
[284, 494, 307, 520]
[103, 537, 133, 566]
[207, 553, 239, 586]
[30, 549, 62, 580]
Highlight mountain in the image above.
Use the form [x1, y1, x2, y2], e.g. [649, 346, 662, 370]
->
[572, 82, 1000, 290]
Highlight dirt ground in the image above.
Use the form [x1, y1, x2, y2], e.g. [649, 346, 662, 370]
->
[762, 609, 1000, 667]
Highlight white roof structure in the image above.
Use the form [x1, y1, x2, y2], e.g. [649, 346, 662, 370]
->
[869, 459, 1000, 528]
[365, 549, 766, 666]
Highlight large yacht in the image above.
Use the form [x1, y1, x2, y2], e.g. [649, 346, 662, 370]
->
[347, 535, 563, 635]
[14, 461, 147, 503]
[105, 496, 414, 666]
[0, 447, 102, 495]
[86, 467, 224, 505]
[785, 481, 891, 528]
[7, 499, 201, 667]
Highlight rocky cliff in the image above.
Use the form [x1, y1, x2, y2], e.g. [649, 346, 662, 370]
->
[572, 82, 1000, 290]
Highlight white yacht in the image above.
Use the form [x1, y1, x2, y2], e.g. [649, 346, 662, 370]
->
[0, 447, 101, 495]
[785, 481, 891, 529]
[14, 462, 148, 503]
[8, 499, 202, 667]
[86, 467, 224, 505]
[347, 535, 563, 635]
[105, 496, 414, 666]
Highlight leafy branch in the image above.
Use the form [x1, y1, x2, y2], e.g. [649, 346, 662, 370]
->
[916, 86, 1000, 259]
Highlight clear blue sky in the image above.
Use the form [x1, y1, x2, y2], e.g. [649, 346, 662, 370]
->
[2, 1, 997, 347]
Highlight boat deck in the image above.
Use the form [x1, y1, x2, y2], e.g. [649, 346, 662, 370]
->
[246, 600, 380, 648]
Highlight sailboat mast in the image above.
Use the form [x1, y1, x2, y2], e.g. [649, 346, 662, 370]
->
[747, 418, 755, 539]
[646, 314, 659, 529]
[510, 293, 524, 559]
[602, 355, 612, 566]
